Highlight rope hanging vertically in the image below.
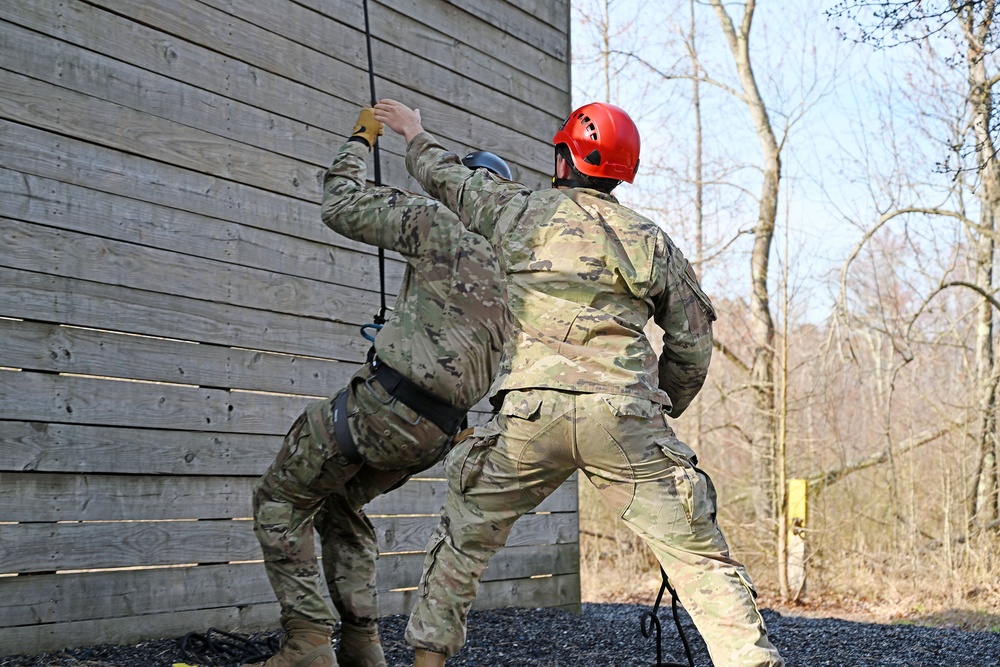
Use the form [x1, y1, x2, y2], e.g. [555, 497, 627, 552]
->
[362, 0, 387, 327]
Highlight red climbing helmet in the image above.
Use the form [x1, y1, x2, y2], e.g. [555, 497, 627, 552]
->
[552, 102, 640, 183]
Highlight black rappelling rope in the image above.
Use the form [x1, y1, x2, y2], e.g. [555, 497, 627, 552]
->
[639, 567, 695, 667]
[361, 0, 387, 328]
[176, 627, 282, 667]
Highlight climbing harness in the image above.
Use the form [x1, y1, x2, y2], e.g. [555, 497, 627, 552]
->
[360, 0, 387, 338]
[176, 627, 281, 666]
[639, 567, 695, 667]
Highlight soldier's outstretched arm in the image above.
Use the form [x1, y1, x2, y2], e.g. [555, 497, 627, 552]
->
[653, 239, 717, 417]
[376, 99, 525, 240]
[321, 111, 442, 257]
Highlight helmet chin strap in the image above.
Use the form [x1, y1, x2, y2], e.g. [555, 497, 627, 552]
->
[552, 151, 586, 188]
[552, 176, 585, 188]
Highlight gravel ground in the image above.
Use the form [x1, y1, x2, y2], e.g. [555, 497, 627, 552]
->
[2, 603, 999, 667]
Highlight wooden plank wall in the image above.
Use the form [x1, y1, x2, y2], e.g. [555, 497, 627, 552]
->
[0, 0, 575, 655]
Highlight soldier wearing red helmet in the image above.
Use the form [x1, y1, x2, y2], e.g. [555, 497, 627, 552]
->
[552, 101, 641, 186]
[374, 99, 784, 667]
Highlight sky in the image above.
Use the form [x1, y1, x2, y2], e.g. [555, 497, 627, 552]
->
[567, 0, 969, 324]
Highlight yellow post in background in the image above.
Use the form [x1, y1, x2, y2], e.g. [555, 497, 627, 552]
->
[787, 479, 807, 600]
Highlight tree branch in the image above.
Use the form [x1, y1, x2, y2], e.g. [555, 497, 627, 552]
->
[806, 422, 962, 492]
[713, 338, 751, 373]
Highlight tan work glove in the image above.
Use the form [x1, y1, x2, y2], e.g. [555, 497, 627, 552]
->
[350, 108, 383, 148]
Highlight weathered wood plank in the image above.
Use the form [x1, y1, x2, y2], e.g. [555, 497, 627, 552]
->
[0, 520, 265, 573]
[0, 544, 579, 626]
[0, 19, 339, 167]
[0, 320, 357, 398]
[0, 268, 373, 361]
[0, 68, 320, 201]
[205, 0, 568, 113]
[0, 122, 406, 272]
[440, 0, 568, 61]
[0, 571, 579, 655]
[0, 167, 406, 294]
[376, 0, 568, 84]
[0, 398, 510, 477]
[1, 0, 559, 183]
[0, 371, 310, 437]
[102, 0, 560, 150]
[366, 0, 566, 111]
[0, 16, 444, 192]
[0, 424, 577, 502]
[0, 471, 577, 526]
[0, 603, 281, 657]
[18, 0, 553, 180]
[0, 512, 575, 573]
[194, 0, 563, 146]
[502, 0, 570, 32]
[0, 217, 382, 323]
[0, 422, 278, 476]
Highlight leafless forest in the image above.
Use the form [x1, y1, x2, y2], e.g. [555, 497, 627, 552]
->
[573, 0, 1000, 625]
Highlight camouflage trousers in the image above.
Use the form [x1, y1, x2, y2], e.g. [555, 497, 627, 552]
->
[405, 388, 784, 666]
[253, 363, 453, 630]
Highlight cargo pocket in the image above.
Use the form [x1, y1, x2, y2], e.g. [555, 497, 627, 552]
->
[445, 434, 498, 495]
[417, 529, 448, 598]
[654, 437, 699, 529]
[253, 500, 294, 562]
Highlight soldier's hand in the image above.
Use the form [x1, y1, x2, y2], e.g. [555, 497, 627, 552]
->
[374, 99, 423, 143]
[350, 108, 383, 148]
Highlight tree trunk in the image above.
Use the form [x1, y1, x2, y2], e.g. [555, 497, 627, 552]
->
[710, 0, 781, 525]
[965, 11, 1000, 530]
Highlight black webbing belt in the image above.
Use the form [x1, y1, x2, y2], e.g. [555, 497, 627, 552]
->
[331, 360, 467, 466]
[370, 358, 467, 435]
[332, 390, 363, 465]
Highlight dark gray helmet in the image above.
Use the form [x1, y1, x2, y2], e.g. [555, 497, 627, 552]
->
[461, 151, 512, 180]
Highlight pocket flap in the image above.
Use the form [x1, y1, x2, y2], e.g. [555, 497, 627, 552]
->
[655, 435, 698, 465]
[500, 391, 543, 419]
[601, 394, 660, 419]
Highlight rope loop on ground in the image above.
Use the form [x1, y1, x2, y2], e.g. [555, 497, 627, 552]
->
[176, 627, 280, 667]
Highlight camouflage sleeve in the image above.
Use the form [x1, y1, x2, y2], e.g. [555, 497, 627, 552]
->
[404, 131, 527, 242]
[321, 140, 441, 256]
[653, 236, 718, 417]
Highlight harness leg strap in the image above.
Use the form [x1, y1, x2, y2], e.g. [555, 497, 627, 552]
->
[332, 390, 364, 465]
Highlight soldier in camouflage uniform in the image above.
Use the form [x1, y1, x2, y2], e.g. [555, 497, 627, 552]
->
[374, 99, 785, 667]
[248, 109, 511, 667]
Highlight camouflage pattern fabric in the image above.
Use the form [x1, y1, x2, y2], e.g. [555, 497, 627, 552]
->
[252, 139, 508, 632]
[405, 389, 783, 666]
[401, 133, 784, 666]
[321, 140, 509, 411]
[404, 132, 716, 417]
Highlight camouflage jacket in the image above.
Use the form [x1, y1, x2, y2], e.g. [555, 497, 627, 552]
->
[320, 140, 509, 411]
[404, 132, 717, 416]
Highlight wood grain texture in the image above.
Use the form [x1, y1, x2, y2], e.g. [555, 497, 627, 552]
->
[0, 0, 574, 652]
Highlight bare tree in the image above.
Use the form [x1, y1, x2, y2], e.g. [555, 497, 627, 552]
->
[706, 0, 782, 529]
[832, 0, 1000, 531]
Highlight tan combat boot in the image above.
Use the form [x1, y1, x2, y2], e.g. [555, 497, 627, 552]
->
[413, 648, 446, 667]
[336, 623, 386, 667]
[244, 619, 336, 667]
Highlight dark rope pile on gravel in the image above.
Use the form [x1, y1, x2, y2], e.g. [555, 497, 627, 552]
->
[2, 603, 999, 667]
